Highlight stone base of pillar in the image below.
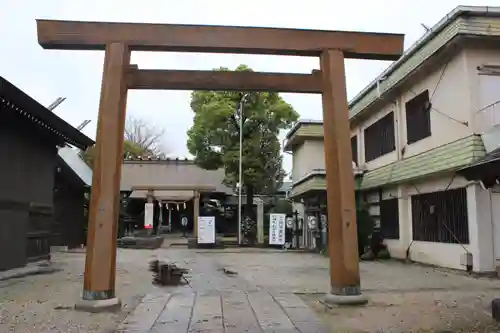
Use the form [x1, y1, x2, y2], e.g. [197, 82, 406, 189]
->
[187, 237, 224, 249]
[74, 297, 121, 313]
[323, 286, 368, 306]
[491, 298, 500, 321]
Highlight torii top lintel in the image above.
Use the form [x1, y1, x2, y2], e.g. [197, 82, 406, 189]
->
[36, 20, 404, 60]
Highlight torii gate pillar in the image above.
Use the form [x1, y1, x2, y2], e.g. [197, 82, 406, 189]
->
[75, 43, 130, 312]
[321, 50, 367, 305]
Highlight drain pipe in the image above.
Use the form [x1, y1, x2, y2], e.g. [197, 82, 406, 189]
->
[490, 188, 497, 274]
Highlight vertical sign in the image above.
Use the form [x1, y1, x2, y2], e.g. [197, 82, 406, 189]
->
[144, 202, 154, 229]
[269, 213, 286, 245]
[198, 216, 215, 244]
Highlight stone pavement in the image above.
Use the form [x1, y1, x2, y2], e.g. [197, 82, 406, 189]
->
[118, 290, 327, 332]
[118, 248, 329, 332]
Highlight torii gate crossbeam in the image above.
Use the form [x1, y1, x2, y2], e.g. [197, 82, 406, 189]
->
[35, 19, 404, 311]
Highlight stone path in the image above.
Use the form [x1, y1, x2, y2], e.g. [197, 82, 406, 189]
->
[118, 290, 328, 333]
[117, 248, 329, 332]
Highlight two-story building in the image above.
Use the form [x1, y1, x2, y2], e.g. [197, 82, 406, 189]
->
[285, 6, 500, 273]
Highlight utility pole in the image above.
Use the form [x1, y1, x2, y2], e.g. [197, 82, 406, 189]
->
[237, 93, 249, 245]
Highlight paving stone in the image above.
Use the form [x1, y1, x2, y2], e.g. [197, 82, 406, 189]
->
[273, 293, 330, 333]
[188, 292, 224, 333]
[221, 291, 261, 333]
[247, 290, 298, 332]
[118, 292, 171, 332]
[151, 291, 195, 333]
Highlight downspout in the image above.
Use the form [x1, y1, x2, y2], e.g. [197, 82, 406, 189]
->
[394, 98, 403, 161]
[490, 189, 496, 273]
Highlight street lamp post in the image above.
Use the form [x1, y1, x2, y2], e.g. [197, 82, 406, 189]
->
[237, 93, 249, 245]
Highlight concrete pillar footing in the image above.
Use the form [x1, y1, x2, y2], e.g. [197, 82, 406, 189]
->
[74, 297, 122, 313]
[322, 293, 368, 306]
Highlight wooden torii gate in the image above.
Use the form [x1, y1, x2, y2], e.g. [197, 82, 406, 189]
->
[36, 20, 404, 310]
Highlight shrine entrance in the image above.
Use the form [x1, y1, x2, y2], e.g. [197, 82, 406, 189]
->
[35, 19, 404, 308]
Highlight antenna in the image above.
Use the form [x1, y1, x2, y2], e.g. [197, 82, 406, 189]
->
[420, 23, 431, 32]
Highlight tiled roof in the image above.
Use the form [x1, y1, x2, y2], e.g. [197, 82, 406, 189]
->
[120, 159, 233, 194]
[360, 135, 485, 189]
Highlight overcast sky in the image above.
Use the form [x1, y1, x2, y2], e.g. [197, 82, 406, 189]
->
[1, 0, 497, 174]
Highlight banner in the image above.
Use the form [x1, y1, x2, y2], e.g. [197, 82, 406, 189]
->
[144, 203, 154, 229]
[198, 216, 215, 244]
[269, 213, 286, 245]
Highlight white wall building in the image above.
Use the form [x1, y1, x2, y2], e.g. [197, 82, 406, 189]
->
[285, 6, 500, 273]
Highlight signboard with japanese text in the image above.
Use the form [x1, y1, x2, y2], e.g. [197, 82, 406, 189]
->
[269, 213, 286, 245]
[198, 216, 215, 244]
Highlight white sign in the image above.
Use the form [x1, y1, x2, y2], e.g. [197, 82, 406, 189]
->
[198, 216, 215, 244]
[144, 203, 154, 229]
[269, 213, 286, 245]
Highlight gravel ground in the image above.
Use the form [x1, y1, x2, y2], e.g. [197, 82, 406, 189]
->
[3, 247, 500, 332]
[0, 249, 156, 333]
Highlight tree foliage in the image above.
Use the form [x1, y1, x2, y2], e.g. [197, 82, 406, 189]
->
[186, 65, 299, 218]
[124, 115, 167, 157]
[80, 115, 168, 168]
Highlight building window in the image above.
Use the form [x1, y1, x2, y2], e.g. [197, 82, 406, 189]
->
[406, 90, 431, 144]
[364, 112, 396, 162]
[477, 74, 500, 130]
[411, 188, 469, 244]
[380, 198, 399, 239]
[351, 135, 358, 165]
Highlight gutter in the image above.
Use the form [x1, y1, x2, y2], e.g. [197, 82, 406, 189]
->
[348, 6, 500, 118]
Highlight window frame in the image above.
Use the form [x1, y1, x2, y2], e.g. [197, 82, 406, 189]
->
[363, 112, 396, 162]
[405, 90, 432, 144]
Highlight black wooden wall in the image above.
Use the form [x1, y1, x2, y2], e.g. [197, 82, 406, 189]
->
[53, 163, 87, 249]
[0, 109, 57, 270]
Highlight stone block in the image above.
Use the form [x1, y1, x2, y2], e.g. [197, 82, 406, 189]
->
[491, 298, 500, 321]
[117, 236, 164, 249]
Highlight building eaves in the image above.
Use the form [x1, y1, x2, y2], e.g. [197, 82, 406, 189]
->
[283, 119, 324, 152]
[285, 119, 324, 140]
[0, 76, 95, 150]
[57, 146, 93, 187]
[359, 135, 485, 190]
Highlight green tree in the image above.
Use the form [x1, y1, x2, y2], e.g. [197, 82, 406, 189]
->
[187, 64, 299, 219]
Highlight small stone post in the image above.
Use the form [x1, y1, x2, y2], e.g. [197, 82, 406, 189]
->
[256, 198, 264, 244]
